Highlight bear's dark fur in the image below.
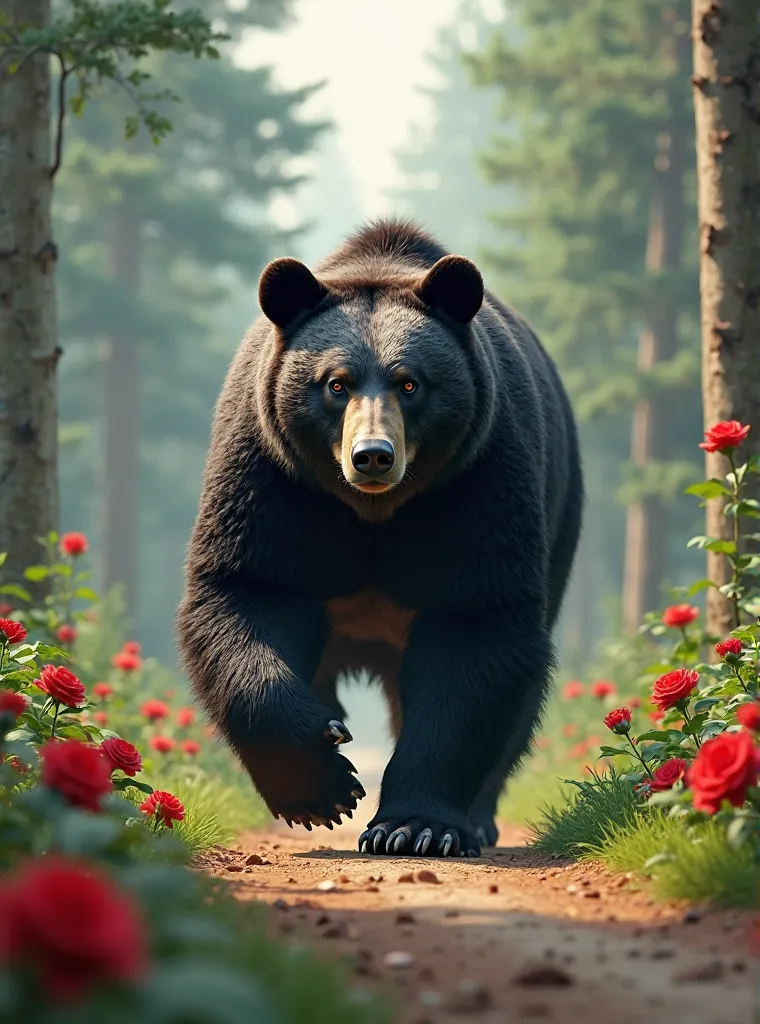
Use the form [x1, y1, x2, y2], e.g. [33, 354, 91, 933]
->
[176, 219, 583, 858]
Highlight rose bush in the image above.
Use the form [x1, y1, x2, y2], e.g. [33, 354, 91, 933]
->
[0, 540, 388, 1022]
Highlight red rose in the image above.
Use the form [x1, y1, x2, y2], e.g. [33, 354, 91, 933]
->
[93, 711, 108, 727]
[662, 604, 699, 629]
[0, 603, 14, 617]
[122, 640, 141, 655]
[176, 707, 195, 728]
[56, 624, 77, 645]
[651, 668, 699, 711]
[699, 420, 750, 453]
[139, 790, 185, 829]
[590, 680, 616, 700]
[736, 702, 760, 733]
[40, 740, 113, 812]
[649, 757, 688, 793]
[604, 707, 631, 735]
[60, 532, 88, 557]
[715, 637, 742, 658]
[180, 739, 200, 756]
[0, 690, 28, 721]
[101, 738, 143, 777]
[0, 856, 146, 1000]
[149, 735, 175, 754]
[688, 729, 757, 814]
[36, 665, 86, 707]
[0, 618, 27, 645]
[112, 651, 142, 672]
[562, 681, 584, 700]
[140, 698, 169, 722]
[92, 682, 113, 700]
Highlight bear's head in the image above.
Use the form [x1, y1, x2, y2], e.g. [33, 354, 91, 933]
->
[257, 254, 489, 521]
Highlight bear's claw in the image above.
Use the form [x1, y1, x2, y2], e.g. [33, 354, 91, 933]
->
[358, 818, 480, 858]
[326, 720, 353, 745]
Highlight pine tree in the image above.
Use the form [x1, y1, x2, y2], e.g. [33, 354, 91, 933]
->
[391, 0, 506, 257]
[0, 0, 219, 583]
[470, 0, 701, 635]
[692, 0, 760, 637]
[55, 2, 325, 645]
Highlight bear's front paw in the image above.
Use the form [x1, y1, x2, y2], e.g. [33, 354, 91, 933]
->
[471, 816, 499, 848]
[358, 813, 480, 859]
[239, 719, 365, 831]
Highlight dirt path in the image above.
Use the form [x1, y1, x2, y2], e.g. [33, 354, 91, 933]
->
[198, 817, 757, 1024]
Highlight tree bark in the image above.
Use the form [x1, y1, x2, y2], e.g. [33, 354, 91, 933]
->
[0, 1, 58, 580]
[622, 38, 689, 632]
[692, 0, 760, 639]
[100, 203, 140, 627]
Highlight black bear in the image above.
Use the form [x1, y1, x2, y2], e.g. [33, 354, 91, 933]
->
[176, 219, 582, 858]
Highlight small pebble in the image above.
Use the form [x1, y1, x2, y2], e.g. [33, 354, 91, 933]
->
[396, 912, 417, 925]
[384, 951, 415, 970]
[512, 963, 575, 988]
[488, 884, 499, 894]
[448, 979, 492, 1012]
[581, 889, 600, 900]
[416, 870, 440, 885]
[398, 872, 416, 884]
[317, 880, 337, 892]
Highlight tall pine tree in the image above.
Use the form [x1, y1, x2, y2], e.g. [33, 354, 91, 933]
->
[55, 0, 325, 650]
[470, 0, 702, 638]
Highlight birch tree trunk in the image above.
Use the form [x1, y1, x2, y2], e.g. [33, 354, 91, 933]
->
[692, 0, 760, 638]
[0, 0, 58, 580]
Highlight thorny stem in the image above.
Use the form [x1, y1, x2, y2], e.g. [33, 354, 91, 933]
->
[680, 705, 702, 749]
[726, 451, 742, 630]
[625, 732, 653, 778]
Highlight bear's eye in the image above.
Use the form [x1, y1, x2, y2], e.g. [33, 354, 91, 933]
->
[328, 380, 346, 395]
[401, 380, 418, 395]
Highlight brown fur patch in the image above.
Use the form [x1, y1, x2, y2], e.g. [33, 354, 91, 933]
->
[340, 393, 407, 485]
[326, 590, 416, 650]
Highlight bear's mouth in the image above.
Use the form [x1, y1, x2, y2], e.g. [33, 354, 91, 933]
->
[352, 481, 395, 494]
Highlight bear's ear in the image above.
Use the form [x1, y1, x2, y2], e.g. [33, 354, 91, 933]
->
[258, 257, 327, 329]
[414, 255, 484, 325]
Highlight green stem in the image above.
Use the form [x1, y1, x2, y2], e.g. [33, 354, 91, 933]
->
[50, 701, 60, 739]
[0, 639, 7, 670]
[680, 705, 701, 749]
[731, 665, 749, 693]
[152, 815, 161, 833]
[625, 732, 653, 778]
[727, 451, 741, 630]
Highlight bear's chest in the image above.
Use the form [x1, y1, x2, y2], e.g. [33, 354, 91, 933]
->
[325, 589, 416, 650]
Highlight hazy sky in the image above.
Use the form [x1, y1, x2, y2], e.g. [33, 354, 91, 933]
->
[241, 0, 501, 218]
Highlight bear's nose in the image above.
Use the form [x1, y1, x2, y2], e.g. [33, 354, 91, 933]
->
[351, 438, 395, 477]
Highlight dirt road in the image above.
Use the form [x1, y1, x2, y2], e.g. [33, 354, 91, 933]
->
[198, 815, 757, 1024]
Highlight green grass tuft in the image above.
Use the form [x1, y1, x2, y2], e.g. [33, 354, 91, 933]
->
[593, 812, 760, 908]
[527, 769, 641, 857]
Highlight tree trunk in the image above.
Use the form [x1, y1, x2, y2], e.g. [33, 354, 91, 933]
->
[622, 96, 688, 632]
[100, 203, 140, 627]
[0, 0, 59, 580]
[692, 0, 760, 639]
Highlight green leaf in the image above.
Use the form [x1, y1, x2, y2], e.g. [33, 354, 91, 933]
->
[635, 730, 671, 742]
[683, 712, 708, 737]
[703, 539, 737, 555]
[0, 584, 31, 602]
[113, 777, 154, 795]
[692, 697, 721, 714]
[700, 720, 728, 740]
[684, 480, 730, 500]
[0, 553, 6, 567]
[598, 745, 632, 757]
[686, 578, 717, 596]
[22, 566, 49, 582]
[73, 587, 99, 601]
[642, 852, 676, 869]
